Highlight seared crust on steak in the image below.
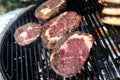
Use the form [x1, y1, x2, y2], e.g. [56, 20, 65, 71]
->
[50, 31, 94, 77]
[41, 11, 82, 49]
[51, 32, 72, 53]
[14, 23, 42, 46]
[35, 0, 67, 20]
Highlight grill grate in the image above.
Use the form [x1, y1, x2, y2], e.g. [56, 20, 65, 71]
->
[0, 0, 120, 80]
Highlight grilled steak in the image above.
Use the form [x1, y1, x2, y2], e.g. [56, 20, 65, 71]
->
[14, 23, 42, 46]
[41, 11, 82, 49]
[50, 31, 94, 77]
[35, 0, 67, 20]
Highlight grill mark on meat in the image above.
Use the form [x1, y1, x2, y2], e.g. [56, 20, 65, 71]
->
[50, 31, 94, 77]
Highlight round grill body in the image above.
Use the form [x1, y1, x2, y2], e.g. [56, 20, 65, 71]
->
[0, 0, 120, 80]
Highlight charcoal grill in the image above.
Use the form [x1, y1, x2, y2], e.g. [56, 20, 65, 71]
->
[0, 0, 120, 80]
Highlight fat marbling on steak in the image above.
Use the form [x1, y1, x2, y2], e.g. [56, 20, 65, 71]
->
[41, 11, 82, 49]
[35, 0, 67, 20]
[14, 23, 42, 46]
[50, 31, 94, 77]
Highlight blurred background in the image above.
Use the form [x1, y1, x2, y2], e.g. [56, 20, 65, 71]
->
[0, 0, 39, 15]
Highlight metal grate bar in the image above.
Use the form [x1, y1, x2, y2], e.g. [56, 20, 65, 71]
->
[24, 48, 29, 80]
[15, 44, 19, 80]
[41, 48, 50, 80]
[108, 56, 120, 78]
[20, 48, 24, 80]
[10, 31, 14, 79]
[33, 46, 40, 80]
[94, 14, 120, 57]
[81, 70, 86, 80]
[90, 14, 120, 78]
[86, 14, 117, 59]
[37, 43, 44, 80]
[29, 48, 34, 80]
[90, 0, 120, 57]
[94, 47, 111, 80]
[93, 15, 118, 57]
[6, 36, 10, 71]
[87, 60, 99, 80]
[92, 57, 104, 80]
[85, 65, 93, 80]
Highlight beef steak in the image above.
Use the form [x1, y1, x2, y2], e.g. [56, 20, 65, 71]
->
[14, 23, 42, 46]
[50, 31, 94, 77]
[41, 11, 82, 49]
[35, 0, 67, 20]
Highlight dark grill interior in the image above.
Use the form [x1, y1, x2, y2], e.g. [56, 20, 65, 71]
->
[0, 0, 120, 80]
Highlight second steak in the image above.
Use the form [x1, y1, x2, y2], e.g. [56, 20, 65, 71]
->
[41, 11, 82, 49]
